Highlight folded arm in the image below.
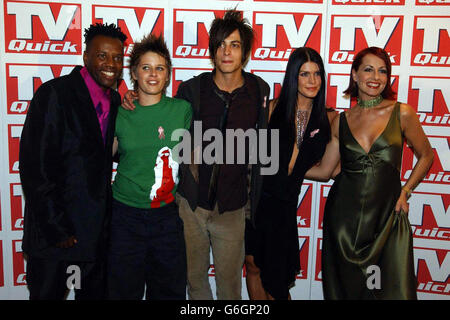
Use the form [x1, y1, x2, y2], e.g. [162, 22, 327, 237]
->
[305, 114, 341, 182]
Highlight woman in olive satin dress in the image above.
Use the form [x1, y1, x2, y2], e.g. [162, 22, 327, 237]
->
[306, 47, 434, 300]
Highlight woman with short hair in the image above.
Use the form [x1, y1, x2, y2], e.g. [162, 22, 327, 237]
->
[106, 34, 192, 300]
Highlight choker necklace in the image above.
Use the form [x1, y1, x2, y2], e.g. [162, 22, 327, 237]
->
[357, 95, 383, 109]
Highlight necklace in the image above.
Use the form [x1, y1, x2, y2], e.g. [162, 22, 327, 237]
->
[357, 95, 383, 109]
[296, 109, 309, 148]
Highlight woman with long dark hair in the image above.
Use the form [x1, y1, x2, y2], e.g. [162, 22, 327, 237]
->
[306, 47, 433, 299]
[245, 47, 335, 300]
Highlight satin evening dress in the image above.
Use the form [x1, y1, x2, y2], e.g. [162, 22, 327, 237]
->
[322, 102, 417, 300]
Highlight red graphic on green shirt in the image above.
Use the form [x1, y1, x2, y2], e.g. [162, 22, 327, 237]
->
[149, 147, 179, 208]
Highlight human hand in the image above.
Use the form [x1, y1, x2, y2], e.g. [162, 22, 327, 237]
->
[122, 90, 138, 110]
[394, 193, 409, 214]
[56, 235, 77, 248]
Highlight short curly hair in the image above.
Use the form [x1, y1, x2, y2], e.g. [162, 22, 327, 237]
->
[128, 33, 172, 92]
[84, 23, 127, 50]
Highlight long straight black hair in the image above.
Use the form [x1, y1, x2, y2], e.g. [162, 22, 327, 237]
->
[271, 47, 330, 144]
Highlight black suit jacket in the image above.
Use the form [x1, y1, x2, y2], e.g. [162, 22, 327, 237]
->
[19, 66, 120, 261]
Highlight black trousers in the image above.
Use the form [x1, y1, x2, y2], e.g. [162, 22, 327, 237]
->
[26, 257, 105, 300]
[106, 199, 187, 300]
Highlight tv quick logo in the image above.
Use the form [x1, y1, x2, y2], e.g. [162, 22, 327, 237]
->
[409, 76, 450, 126]
[327, 74, 351, 109]
[251, 70, 284, 100]
[414, 248, 449, 295]
[10, 183, 24, 231]
[173, 9, 226, 59]
[297, 183, 313, 229]
[402, 137, 450, 185]
[93, 5, 164, 56]
[4, 1, 81, 54]
[314, 238, 322, 281]
[318, 184, 333, 230]
[8, 124, 22, 174]
[406, 75, 450, 186]
[117, 67, 132, 99]
[329, 15, 402, 65]
[12, 240, 26, 286]
[6, 64, 74, 115]
[296, 237, 310, 280]
[416, 0, 450, 5]
[326, 73, 399, 109]
[409, 193, 450, 241]
[412, 16, 450, 66]
[333, 0, 404, 4]
[407, 76, 450, 176]
[253, 12, 321, 61]
[172, 68, 212, 96]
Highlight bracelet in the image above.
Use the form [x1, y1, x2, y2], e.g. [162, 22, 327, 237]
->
[402, 186, 412, 199]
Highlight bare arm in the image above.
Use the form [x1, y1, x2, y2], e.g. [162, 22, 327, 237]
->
[326, 107, 339, 124]
[305, 115, 341, 181]
[330, 162, 341, 179]
[395, 103, 434, 213]
[268, 98, 277, 121]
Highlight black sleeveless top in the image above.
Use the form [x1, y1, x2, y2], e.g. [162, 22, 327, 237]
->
[261, 104, 330, 203]
[246, 102, 331, 300]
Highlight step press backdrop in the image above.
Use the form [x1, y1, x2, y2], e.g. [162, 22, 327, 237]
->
[0, 0, 448, 300]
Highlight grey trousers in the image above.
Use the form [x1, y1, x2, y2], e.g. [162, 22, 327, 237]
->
[177, 194, 245, 300]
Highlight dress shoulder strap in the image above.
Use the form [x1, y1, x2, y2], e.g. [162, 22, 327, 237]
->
[338, 110, 347, 137]
[393, 101, 405, 139]
[392, 101, 402, 129]
[394, 101, 401, 122]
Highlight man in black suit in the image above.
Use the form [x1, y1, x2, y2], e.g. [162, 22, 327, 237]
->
[19, 23, 127, 300]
